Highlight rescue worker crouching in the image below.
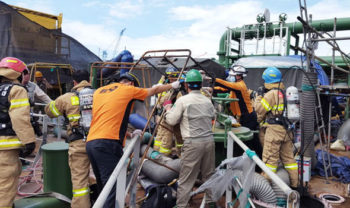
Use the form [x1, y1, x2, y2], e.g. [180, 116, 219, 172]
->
[214, 65, 262, 158]
[0, 57, 36, 207]
[254, 67, 298, 188]
[86, 72, 180, 208]
[45, 70, 92, 208]
[165, 69, 216, 208]
[154, 66, 183, 157]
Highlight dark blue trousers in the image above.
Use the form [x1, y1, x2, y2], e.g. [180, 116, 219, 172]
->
[86, 139, 123, 208]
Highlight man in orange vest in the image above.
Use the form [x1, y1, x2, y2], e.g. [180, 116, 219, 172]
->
[86, 72, 180, 208]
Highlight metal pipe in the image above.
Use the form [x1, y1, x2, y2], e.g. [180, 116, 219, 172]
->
[92, 134, 140, 208]
[228, 131, 300, 207]
[311, 36, 350, 41]
[297, 16, 350, 60]
[218, 17, 350, 64]
[296, 46, 350, 73]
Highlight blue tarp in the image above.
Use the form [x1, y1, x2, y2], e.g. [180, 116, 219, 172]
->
[314, 149, 350, 183]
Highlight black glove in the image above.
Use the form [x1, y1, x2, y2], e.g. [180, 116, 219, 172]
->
[20, 142, 36, 158]
[257, 86, 266, 96]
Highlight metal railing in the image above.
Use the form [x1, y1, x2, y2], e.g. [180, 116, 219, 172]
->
[226, 131, 300, 208]
[93, 134, 141, 208]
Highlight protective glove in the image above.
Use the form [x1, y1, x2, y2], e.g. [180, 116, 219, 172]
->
[257, 86, 265, 96]
[132, 129, 143, 138]
[171, 81, 181, 89]
[20, 142, 36, 158]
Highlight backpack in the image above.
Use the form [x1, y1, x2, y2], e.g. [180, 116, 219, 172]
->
[141, 185, 176, 208]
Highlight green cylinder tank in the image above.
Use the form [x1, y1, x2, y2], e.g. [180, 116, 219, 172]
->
[42, 142, 72, 199]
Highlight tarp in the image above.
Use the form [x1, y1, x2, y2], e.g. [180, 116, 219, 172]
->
[0, 1, 101, 71]
[234, 56, 329, 91]
[314, 149, 350, 183]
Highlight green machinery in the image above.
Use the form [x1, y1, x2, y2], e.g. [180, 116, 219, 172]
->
[14, 142, 71, 207]
[212, 94, 254, 165]
[217, 15, 350, 68]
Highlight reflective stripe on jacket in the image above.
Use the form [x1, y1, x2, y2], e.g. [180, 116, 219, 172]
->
[0, 81, 35, 150]
[45, 81, 91, 136]
[254, 83, 285, 124]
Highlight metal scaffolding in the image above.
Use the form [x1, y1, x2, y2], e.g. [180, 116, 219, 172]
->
[298, 0, 350, 185]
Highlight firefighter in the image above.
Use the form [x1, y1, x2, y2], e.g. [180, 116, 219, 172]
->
[86, 72, 180, 208]
[254, 67, 298, 188]
[153, 66, 183, 157]
[215, 65, 262, 158]
[0, 57, 36, 207]
[165, 69, 216, 208]
[45, 70, 92, 207]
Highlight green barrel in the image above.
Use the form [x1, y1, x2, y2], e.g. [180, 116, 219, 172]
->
[42, 142, 72, 199]
[14, 197, 70, 208]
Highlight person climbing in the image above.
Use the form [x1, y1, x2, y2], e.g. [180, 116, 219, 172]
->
[153, 66, 183, 157]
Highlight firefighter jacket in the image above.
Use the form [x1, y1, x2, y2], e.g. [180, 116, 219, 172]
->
[254, 83, 285, 125]
[45, 81, 91, 137]
[215, 78, 253, 117]
[165, 90, 215, 139]
[0, 78, 36, 150]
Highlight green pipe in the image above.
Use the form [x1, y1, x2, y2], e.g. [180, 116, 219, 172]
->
[218, 17, 350, 65]
[318, 56, 350, 68]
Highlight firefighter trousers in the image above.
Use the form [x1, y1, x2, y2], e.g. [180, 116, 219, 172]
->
[0, 149, 21, 208]
[154, 120, 182, 156]
[68, 139, 91, 208]
[262, 124, 298, 188]
[176, 137, 215, 208]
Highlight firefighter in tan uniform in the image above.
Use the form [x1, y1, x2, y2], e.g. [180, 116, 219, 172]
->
[45, 70, 92, 207]
[254, 67, 298, 188]
[153, 67, 183, 156]
[0, 57, 36, 208]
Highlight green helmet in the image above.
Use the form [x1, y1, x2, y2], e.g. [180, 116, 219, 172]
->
[185, 69, 202, 83]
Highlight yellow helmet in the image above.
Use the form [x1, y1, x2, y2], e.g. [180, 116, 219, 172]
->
[35, 71, 43, 78]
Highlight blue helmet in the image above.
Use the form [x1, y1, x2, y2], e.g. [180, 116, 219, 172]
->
[165, 66, 179, 78]
[262, 67, 282, 83]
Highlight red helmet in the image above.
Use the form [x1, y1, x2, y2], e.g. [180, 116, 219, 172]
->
[0, 57, 27, 73]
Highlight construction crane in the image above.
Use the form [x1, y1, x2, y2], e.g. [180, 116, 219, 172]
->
[112, 28, 126, 58]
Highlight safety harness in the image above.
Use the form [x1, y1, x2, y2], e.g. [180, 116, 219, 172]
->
[263, 87, 291, 129]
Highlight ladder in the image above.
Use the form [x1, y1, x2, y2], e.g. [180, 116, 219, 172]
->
[315, 88, 333, 182]
[299, 0, 333, 182]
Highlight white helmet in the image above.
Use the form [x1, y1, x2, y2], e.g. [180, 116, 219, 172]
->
[231, 65, 247, 77]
